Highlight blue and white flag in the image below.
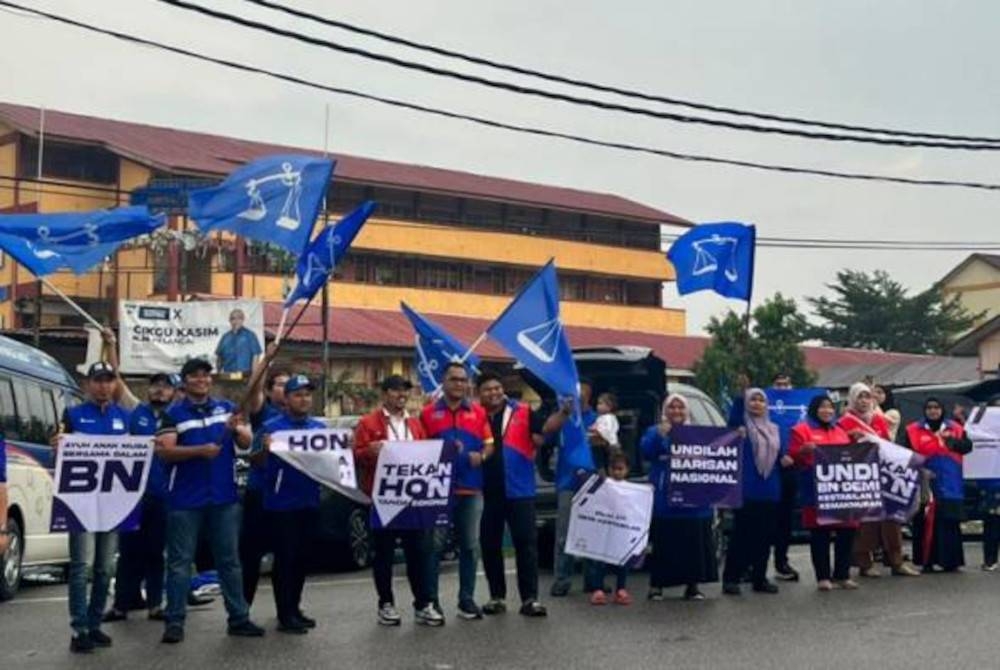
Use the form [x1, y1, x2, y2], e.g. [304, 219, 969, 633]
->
[667, 222, 756, 301]
[0, 206, 164, 276]
[284, 200, 375, 307]
[400, 302, 481, 392]
[188, 155, 335, 254]
[766, 387, 828, 446]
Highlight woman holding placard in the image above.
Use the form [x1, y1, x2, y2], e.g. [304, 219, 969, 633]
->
[789, 395, 858, 591]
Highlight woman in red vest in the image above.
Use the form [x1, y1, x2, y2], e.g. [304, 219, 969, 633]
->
[789, 395, 858, 591]
[838, 383, 920, 578]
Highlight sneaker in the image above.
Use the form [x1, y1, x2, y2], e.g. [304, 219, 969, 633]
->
[590, 590, 608, 606]
[227, 620, 266, 637]
[482, 598, 507, 615]
[613, 589, 632, 606]
[89, 630, 112, 647]
[981, 563, 999, 572]
[892, 563, 921, 577]
[187, 592, 214, 607]
[859, 566, 882, 578]
[161, 625, 185, 644]
[295, 612, 317, 628]
[817, 580, 833, 592]
[683, 585, 705, 601]
[752, 581, 779, 594]
[415, 605, 445, 627]
[774, 563, 800, 582]
[102, 608, 128, 623]
[277, 619, 309, 635]
[834, 579, 859, 590]
[70, 634, 95, 654]
[519, 600, 548, 617]
[549, 580, 571, 597]
[722, 582, 742, 596]
[457, 601, 483, 620]
[148, 607, 165, 621]
[647, 588, 664, 602]
[377, 604, 402, 626]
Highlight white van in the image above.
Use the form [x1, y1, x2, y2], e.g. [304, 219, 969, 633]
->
[0, 335, 81, 600]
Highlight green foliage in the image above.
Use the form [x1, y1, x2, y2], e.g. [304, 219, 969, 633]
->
[807, 270, 983, 353]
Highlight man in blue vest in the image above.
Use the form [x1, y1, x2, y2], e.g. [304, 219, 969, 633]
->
[104, 372, 179, 622]
[255, 374, 323, 633]
[155, 358, 263, 644]
[61, 361, 132, 653]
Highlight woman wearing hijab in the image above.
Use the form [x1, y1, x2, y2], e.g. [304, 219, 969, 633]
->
[641, 393, 718, 601]
[722, 388, 785, 596]
[839, 383, 920, 578]
[901, 397, 972, 572]
[789, 395, 858, 591]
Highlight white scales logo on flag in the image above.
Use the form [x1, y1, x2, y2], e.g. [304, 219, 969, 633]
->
[770, 399, 809, 422]
[691, 234, 740, 281]
[238, 161, 305, 231]
[516, 317, 563, 364]
[27, 222, 101, 259]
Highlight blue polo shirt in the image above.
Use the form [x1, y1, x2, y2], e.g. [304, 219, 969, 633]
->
[215, 327, 262, 374]
[129, 403, 169, 499]
[247, 401, 282, 493]
[64, 401, 131, 436]
[158, 396, 239, 510]
[259, 413, 324, 511]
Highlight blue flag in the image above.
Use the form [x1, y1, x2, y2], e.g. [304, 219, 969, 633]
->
[0, 206, 164, 276]
[188, 155, 335, 254]
[284, 201, 375, 307]
[766, 387, 828, 446]
[488, 261, 593, 473]
[400, 302, 481, 392]
[667, 222, 756, 300]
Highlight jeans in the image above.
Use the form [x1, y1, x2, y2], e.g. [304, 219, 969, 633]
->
[165, 503, 249, 628]
[809, 528, 856, 582]
[270, 508, 316, 624]
[553, 490, 577, 588]
[481, 496, 539, 603]
[372, 529, 428, 609]
[239, 488, 271, 606]
[586, 562, 628, 592]
[68, 531, 117, 635]
[425, 494, 483, 607]
[113, 494, 166, 612]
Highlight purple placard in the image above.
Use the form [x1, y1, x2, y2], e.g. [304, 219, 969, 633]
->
[666, 426, 743, 508]
[814, 442, 882, 525]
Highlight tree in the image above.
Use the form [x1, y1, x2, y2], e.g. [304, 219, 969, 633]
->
[693, 293, 816, 403]
[807, 270, 983, 353]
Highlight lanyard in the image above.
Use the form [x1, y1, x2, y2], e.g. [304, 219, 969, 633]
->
[387, 414, 410, 441]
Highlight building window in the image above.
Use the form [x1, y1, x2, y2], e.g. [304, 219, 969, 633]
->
[20, 138, 119, 185]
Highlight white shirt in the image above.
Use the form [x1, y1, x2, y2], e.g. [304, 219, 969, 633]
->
[383, 408, 411, 441]
[592, 413, 620, 447]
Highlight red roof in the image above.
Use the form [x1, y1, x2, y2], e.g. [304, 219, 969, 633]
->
[261, 302, 936, 372]
[0, 102, 687, 226]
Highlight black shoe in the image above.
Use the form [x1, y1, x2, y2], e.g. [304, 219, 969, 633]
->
[102, 608, 128, 623]
[519, 600, 547, 617]
[148, 607, 165, 621]
[549, 581, 571, 597]
[683, 585, 706, 601]
[228, 620, 266, 637]
[295, 612, 317, 629]
[70, 634, 95, 654]
[187, 592, 214, 607]
[277, 620, 309, 635]
[722, 582, 742, 596]
[161, 626, 185, 644]
[89, 630, 112, 648]
[774, 564, 800, 582]
[457, 601, 484, 620]
[482, 598, 507, 615]
[752, 581, 779, 594]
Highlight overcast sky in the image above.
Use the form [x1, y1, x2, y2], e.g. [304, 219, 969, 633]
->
[2, 0, 998, 335]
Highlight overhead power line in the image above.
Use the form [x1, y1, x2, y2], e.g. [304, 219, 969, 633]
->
[3, 1, 999, 192]
[242, 0, 1000, 146]
[159, 0, 1000, 152]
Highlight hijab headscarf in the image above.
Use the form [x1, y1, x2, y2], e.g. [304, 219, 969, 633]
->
[847, 382, 875, 425]
[807, 395, 835, 428]
[661, 393, 689, 425]
[923, 397, 945, 432]
[744, 387, 781, 478]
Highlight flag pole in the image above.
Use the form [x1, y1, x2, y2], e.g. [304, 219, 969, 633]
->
[273, 306, 290, 345]
[459, 330, 488, 363]
[40, 276, 104, 331]
[33, 106, 45, 346]
[320, 102, 332, 413]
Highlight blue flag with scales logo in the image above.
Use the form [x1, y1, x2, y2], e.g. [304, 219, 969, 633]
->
[188, 155, 335, 254]
[0, 206, 164, 276]
[400, 302, 481, 393]
[667, 222, 756, 301]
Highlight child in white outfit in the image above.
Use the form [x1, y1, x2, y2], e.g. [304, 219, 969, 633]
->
[591, 392, 620, 447]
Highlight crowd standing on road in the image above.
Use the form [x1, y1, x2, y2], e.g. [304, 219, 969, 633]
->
[8, 330, 997, 655]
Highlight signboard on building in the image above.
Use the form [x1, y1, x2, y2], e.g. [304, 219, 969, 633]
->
[130, 177, 218, 215]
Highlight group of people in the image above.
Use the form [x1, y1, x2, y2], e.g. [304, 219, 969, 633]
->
[17, 328, 992, 654]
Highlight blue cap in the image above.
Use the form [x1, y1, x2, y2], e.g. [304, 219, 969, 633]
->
[284, 374, 315, 394]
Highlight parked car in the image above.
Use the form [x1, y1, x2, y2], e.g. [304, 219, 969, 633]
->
[0, 335, 82, 600]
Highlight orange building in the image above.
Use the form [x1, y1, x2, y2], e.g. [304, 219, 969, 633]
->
[0, 102, 689, 405]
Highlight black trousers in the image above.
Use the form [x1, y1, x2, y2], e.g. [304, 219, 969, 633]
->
[113, 494, 167, 611]
[723, 501, 777, 586]
[809, 528, 856, 581]
[773, 470, 797, 567]
[480, 496, 539, 603]
[372, 529, 428, 609]
[239, 488, 272, 606]
[984, 515, 1000, 565]
[269, 508, 316, 624]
